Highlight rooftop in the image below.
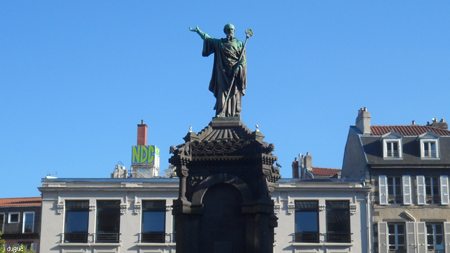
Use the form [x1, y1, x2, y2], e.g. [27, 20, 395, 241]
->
[371, 125, 450, 136]
[312, 167, 341, 177]
[0, 197, 42, 207]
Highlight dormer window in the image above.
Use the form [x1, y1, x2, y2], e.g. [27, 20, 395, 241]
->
[419, 132, 440, 159]
[386, 140, 400, 158]
[382, 132, 403, 159]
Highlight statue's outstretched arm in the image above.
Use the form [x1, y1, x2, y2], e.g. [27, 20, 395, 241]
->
[189, 25, 211, 40]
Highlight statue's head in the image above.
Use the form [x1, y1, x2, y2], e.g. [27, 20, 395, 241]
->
[223, 23, 235, 39]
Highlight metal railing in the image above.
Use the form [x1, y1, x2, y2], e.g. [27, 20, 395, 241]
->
[326, 232, 351, 243]
[96, 233, 120, 243]
[294, 232, 319, 243]
[140, 232, 165, 243]
[387, 150, 400, 158]
[64, 232, 89, 243]
[389, 249, 406, 253]
[424, 150, 437, 158]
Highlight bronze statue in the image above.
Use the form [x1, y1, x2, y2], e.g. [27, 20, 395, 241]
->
[190, 24, 252, 117]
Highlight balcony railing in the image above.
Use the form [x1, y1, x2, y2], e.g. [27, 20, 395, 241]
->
[326, 232, 351, 243]
[140, 232, 165, 243]
[387, 150, 400, 158]
[96, 233, 120, 243]
[389, 249, 406, 253]
[294, 232, 319, 243]
[424, 150, 437, 158]
[64, 232, 88, 243]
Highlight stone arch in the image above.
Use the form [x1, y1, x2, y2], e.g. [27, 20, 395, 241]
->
[191, 173, 253, 206]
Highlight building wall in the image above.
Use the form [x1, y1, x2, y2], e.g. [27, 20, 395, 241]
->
[39, 179, 179, 253]
[40, 178, 371, 253]
[273, 179, 371, 253]
[0, 205, 41, 252]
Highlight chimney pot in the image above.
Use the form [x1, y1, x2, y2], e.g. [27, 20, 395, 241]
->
[137, 120, 148, 146]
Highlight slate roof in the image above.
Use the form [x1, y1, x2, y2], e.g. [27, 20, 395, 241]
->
[312, 167, 341, 177]
[0, 197, 42, 207]
[371, 125, 450, 136]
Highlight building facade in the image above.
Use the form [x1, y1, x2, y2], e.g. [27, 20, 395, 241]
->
[342, 108, 450, 253]
[0, 197, 41, 252]
[39, 177, 371, 253]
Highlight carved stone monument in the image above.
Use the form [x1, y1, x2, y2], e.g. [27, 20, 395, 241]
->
[170, 25, 281, 253]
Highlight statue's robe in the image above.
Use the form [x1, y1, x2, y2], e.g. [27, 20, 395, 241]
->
[202, 37, 247, 117]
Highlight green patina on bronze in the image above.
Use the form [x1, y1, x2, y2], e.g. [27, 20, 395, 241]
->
[190, 24, 253, 118]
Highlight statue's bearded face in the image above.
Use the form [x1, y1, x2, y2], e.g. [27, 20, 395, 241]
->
[224, 26, 234, 40]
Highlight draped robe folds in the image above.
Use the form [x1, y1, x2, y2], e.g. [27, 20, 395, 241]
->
[202, 37, 247, 117]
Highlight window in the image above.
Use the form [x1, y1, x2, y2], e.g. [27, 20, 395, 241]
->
[65, 200, 89, 243]
[326, 201, 350, 243]
[141, 200, 166, 243]
[96, 200, 120, 243]
[383, 139, 402, 159]
[426, 177, 440, 204]
[294, 200, 319, 243]
[421, 139, 439, 159]
[22, 212, 34, 233]
[0, 213, 4, 233]
[388, 223, 405, 251]
[388, 177, 402, 204]
[8, 212, 19, 223]
[426, 223, 444, 252]
[417, 175, 450, 205]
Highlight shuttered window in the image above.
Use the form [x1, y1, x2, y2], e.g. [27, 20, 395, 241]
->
[440, 175, 449, 205]
[417, 175, 426, 205]
[379, 175, 388, 205]
[378, 222, 388, 253]
[402, 175, 411, 205]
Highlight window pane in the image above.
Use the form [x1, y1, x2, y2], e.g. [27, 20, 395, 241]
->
[389, 235, 395, 244]
[398, 235, 405, 244]
[143, 211, 165, 232]
[10, 214, 19, 222]
[97, 200, 120, 233]
[388, 224, 395, 233]
[295, 212, 318, 232]
[24, 213, 34, 233]
[326, 201, 350, 242]
[65, 211, 89, 232]
[397, 224, 404, 234]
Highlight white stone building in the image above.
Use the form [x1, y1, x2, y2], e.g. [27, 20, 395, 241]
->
[39, 177, 371, 253]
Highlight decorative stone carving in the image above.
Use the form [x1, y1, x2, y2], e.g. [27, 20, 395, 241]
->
[120, 203, 127, 214]
[274, 203, 281, 214]
[133, 202, 141, 215]
[319, 205, 326, 211]
[166, 204, 173, 211]
[89, 204, 95, 211]
[56, 202, 64, 214]
[287, 203, 295, 214]
[350, 204, 357, 215]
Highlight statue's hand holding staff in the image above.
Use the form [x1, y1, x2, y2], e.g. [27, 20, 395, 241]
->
[189, 26, 199, 32]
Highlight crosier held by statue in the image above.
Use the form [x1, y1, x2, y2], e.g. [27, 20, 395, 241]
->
[190, 23, 247, 118]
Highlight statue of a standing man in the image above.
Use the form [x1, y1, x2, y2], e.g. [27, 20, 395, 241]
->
[190, 24, 247, 118]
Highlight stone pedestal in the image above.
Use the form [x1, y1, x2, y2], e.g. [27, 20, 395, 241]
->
[170, 117, 281, 253]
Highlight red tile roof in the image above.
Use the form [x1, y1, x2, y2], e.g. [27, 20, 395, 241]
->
[312, 167, 341, 177]
[371, 125, 450, 136]
[0, 197, 42, 207]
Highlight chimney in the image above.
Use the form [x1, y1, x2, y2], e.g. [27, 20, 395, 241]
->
[301, 152, 313, 172]
[292, 157, 299, 178]
[431, 118, 449, 130]
[137, 120, 148, 146]
[356, 107, 371, 135]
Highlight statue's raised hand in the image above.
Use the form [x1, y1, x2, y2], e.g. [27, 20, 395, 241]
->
[189, 26, 199, 32]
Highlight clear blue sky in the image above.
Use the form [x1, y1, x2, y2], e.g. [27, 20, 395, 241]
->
[1, 1, 449, 198]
